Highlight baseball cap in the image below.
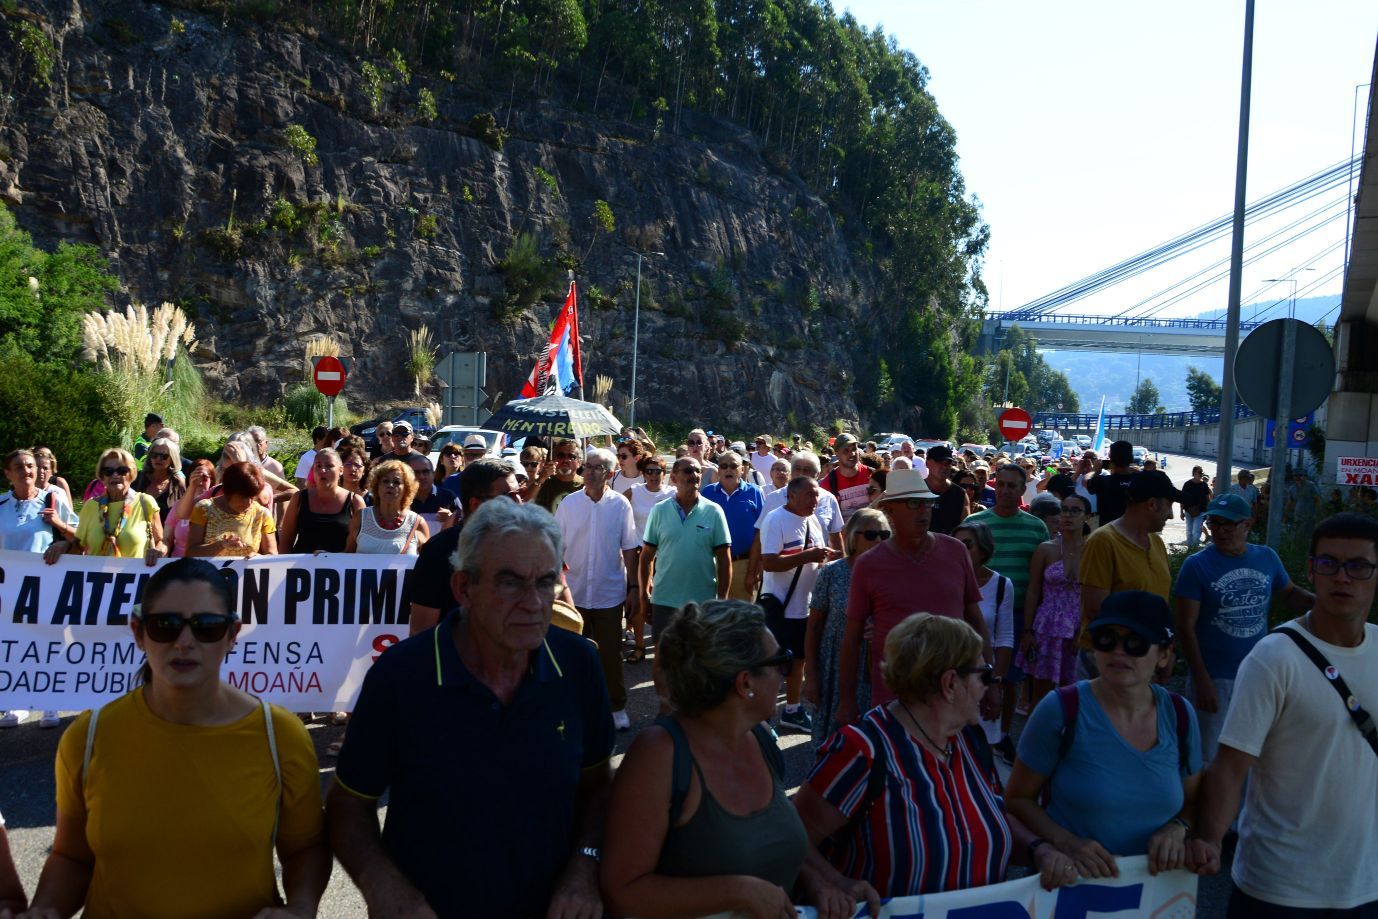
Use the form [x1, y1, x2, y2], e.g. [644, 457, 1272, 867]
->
[835, 433, 860, 449]
[1088, 590, 1174, 645]
[463, 434, 488, 450]
[1126, 470, 1182, 503]
[144, 412, 164, 427]
[1205, 493, 1252, 520]
[926, 444, 954, 463]
[878, 468, 936, 502]
[393, 421, 413, 436]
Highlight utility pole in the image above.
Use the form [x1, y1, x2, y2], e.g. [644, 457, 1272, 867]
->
[1215, 0, 1255, 489]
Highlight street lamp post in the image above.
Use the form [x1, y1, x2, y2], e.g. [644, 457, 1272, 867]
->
[629, 250, 664, 427]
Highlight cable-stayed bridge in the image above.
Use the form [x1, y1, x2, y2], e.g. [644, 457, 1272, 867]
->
[979, 156, 1355, 355]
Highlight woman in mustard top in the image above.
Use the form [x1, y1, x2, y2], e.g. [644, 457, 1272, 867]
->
[23, 558, 331, 918]
[56, 449, 166, 565]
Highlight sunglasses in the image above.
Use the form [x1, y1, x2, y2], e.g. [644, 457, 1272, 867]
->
[101, 466, 132, 477]
[148, 452, 170, 461]
[858, 529, 890, 541]
[749, 649, 794, 677]
[957, 662, 995, 685]
[1089, 628, 1154, 657]
[138, 612, 236, 643]
[643, 467, 664, 475]
[899, 497, 938, 510]
[556, 453, 578, 460]
[523, 461, 541, 468]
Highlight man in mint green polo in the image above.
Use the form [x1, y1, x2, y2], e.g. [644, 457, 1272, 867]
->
[638, 455, 731, 709]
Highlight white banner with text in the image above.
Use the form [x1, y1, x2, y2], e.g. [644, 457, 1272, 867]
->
[0, 550, 417, 711]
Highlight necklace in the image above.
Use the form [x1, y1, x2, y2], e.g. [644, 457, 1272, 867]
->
[899, 699, 952, 760]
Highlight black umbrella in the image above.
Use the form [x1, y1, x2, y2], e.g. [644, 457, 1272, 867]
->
[483, 393, 623, 439]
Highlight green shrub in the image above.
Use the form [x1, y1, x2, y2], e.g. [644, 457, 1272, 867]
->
[0, 349, 120, 486]
[415, 214, 438, 240]
[360, 62, 384, 113]
[282, 383, 349, 428]
[270, 197, 299, 233]
[497, 232, 561, 321]
[170, 17, 186, 35]
[416, 87, 437, 122]
[388, 48, 410, 84]
[283, 125, 319, 166]
[468, 112, 506, 151]
[593, 200, 615, 234]
[12, 21, 57, 87]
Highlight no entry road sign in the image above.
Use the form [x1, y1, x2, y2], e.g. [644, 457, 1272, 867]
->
[313, 355, 347, 398]
[999, 407, 1033, 443]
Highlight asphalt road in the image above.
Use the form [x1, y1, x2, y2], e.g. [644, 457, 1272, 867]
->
[1, 447, 1243, 916]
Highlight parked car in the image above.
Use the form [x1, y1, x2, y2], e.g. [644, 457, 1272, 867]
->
[1132, 445, 1149, 465]
[427, 426, 508, 467]
[1074, 434, 1093, 449]
[1036, 428, 1060, 447]
[352, 407, 437, 449]
[871, 433, 910, 452]
[959, 443, 996, 459]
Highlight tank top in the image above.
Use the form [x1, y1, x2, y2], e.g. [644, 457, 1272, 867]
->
[654, 723, 808, 890]
[291, 490, 355, 553]
[355, 507, 420, 555]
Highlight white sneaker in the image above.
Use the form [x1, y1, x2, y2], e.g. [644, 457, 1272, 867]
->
[39, 710, 60, 729]
[0, 711, 23, 728]
[613, 709, 631, 731]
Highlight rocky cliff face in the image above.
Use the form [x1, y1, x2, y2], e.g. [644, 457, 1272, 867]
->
[1, 0, 880, 432]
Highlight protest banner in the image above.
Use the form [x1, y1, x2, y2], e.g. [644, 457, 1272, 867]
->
[1338, 455, 1378, 486]
[0, 550, 416, 711]
[694, 856, 1196, 918]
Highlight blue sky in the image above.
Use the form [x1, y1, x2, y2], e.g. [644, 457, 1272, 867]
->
[840, 1, 1377, 323]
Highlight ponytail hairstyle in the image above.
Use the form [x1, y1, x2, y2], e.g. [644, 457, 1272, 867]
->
[134, 558, 236, 686]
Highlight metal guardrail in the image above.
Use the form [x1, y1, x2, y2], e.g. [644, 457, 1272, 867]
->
[1031, 404, 1256, 431]
[986, 312, 1265, 332]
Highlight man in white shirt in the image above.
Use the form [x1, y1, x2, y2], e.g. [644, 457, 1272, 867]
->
[759, 477, 840, 733]
[293, 425, 330, 488]
[1191, 513, 1378, 915]
[749, 435, 778, 479]
[554, 447, 640, 731]
[746, 451, 844, 595]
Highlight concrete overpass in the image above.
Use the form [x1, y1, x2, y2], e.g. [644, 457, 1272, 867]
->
[1326, 53, 1378, 477]
[979, 314, 1265, 356]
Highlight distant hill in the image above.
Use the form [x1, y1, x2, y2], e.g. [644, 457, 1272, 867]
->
[1040, 295, 1338, 412]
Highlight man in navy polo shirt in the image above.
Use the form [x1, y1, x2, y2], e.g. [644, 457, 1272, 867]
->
[327, 499, 613, 918]
[701, 450, 764, 601]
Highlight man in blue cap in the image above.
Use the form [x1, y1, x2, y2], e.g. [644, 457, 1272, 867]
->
[1173, 493, 1313, 762]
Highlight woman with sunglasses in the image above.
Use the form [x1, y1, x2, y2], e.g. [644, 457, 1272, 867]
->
[24, 558, 330, 917]
[519, 444, 547, 503]
[336, 444, 370, 497]
[803, 507, 889, 746]
[58, 449, 165, 566]
[610, 439, 646, 493]
[185, 461, 278, 559]
[1006, 591, 1203, 881]
[132, 437, 186, 525]
[436, 444, 464, 481]
[602, 600, 849, 918]
[796, 614, 1073, 905]
[165, 460, 216, 558]
[1017, 494, 1091, 703]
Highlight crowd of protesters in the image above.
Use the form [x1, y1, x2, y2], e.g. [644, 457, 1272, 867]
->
[0, 419, 1375, 919]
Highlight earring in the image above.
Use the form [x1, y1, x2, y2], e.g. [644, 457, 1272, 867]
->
[747, 691, 755, 699]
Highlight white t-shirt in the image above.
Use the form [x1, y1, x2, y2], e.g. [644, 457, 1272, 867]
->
[555, 489, 640, 609]
[1219, 620, 1378, 909]
[758, 507, 824, 620]
[293, 450, 317, 482]
[609, 471, 644, 493]
[977, 573, 1016, 743]
[625, 484, 673, 536]
[749, 450, 778, 478]
[754, 487, 844, 538]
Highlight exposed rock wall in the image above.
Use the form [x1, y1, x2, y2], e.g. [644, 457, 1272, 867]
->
[1, 0, 881, 431]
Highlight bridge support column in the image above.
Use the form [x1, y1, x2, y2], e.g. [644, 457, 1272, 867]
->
[1323, 320, 1378, 484]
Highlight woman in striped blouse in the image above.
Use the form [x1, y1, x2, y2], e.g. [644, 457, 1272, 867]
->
[794, 614, 1080, 906]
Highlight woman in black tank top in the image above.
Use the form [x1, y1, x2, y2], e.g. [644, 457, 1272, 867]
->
[278, 449, 364, 553]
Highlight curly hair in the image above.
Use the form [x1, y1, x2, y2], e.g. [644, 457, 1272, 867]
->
[658, 600, 769, 716]
[367, 459, 418, 510]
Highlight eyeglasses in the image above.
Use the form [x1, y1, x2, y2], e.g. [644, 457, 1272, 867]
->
[957, 662, 995, 685]
[1089, 628, 1154, 657]
[138, 612, 236, 643]
[898, 497, 938, 510]
[643, 467, 664, 475]
[380, 478, 405, 488]
[555, 453, 578, 461]
[394, 431, 412, 439]
[148, 452, 170, 461]
[101, 466, 131, 477]
[687, 439, 705, 446]
[343, 461, 365, 470]
[858, 529, 890, 541]
[617, 453, 631, 461]
[1311, 555, 1378, 580]
[749, 649, 793, 677]
[523, 461, 541, 469]
[1060, 506, 1086, 517]
[866, 485, 881, 495]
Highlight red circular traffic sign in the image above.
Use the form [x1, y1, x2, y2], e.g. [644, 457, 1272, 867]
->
[313, 355, 347, 397]
[998, 407, 1032, 442]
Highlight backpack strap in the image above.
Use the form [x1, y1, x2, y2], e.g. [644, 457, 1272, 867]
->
[996, 574, 1007, 613]
[1053, 683, 1080, 769]
[81, 705, 102, 781]
[1167, 691, 1192, 775]
[1277, 625, 1378, 757]
[826, 469, 839, 496]
[262, 699, 282, 848]
[655, 715, 694, 827]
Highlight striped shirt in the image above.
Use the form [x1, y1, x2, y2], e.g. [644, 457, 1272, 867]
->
[962, 509, 1048, 612]
[807, 705, 1012, 898]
